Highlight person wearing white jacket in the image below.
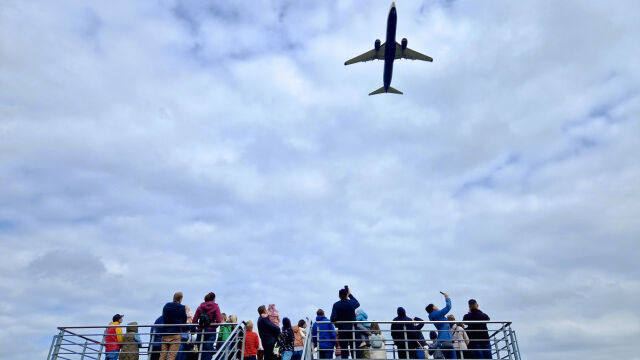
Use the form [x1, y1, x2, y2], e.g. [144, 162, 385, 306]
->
[369, 323, 387, 360]
[447, 315, 469, 359]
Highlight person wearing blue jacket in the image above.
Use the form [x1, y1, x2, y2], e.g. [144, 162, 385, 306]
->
[425, 293, 456, 359]
[161, 292, 188, 360]
[312, 309, 336, 359]
[330, 288, 360, 359]
[149, 316, 164, 360]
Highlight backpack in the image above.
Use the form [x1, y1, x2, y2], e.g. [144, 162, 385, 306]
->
[198, 310, 211, 328]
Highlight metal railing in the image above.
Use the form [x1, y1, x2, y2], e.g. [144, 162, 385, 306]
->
[309, 321, 521, 360]
[47, 323, 241, 360]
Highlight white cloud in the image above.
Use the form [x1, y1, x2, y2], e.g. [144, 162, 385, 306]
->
[1, 0, 639, 359]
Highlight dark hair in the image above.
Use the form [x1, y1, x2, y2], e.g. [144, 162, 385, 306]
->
[429, 331, 438, 340]
[317, 309, 325, 316]
[258, 305, 267, 315]
[298, 319, 306, 327]
[426, 304, 434, 313]
[204, 292, 215, 302]
[339, 289, 348, 299]
[468, 299, 477, 305]
[282, 317, 292, 329]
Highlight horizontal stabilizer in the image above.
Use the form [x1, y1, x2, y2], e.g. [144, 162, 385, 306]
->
[368, 86, 403, 95]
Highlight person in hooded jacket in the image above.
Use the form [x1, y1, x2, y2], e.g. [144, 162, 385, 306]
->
[192, 292, 223, 360]
[278, 318, 295, 360]
[330, 288, 360, 359]
[355, 308, 371, 348]
[391, 307, 419, 359]
[312, 309, 336, 359]
[120, 322, 142, 360]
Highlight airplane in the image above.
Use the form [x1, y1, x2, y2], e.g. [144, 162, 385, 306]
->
[344, 2, 433, 95]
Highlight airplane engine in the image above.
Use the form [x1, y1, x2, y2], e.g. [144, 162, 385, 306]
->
[401, 38, 408, 50]
[374, 39, 381, 51]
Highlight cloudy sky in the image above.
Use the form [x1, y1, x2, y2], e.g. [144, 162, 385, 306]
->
[1, 0, 639, 359]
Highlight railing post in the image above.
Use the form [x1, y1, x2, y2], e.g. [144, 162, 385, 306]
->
[96, 329, 105, 360]
[198, 328, 204, 360]
[509, 328, 520, 360]
[50, 330, 65, 360]
[80, 340, 88, 359]
[403, 324, 408, 360]
[502, 328, 513, 360]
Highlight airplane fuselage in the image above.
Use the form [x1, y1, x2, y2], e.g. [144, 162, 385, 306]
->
[383, 5, 397, 91]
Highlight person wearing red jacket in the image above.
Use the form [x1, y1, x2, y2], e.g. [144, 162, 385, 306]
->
[192, 292, 223, 360]
[105, 314, 124, 360]
[244, 320, 260, 360]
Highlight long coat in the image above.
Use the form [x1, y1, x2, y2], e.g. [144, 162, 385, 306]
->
[120, 322, 140, 360]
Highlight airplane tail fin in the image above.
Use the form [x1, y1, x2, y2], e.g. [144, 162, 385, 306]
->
[368, 86, 403, 96]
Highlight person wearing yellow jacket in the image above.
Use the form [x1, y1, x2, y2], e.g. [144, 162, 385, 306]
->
[105, 314, 124, 359]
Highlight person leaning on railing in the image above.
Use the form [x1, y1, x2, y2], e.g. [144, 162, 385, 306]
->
[426, 292, 456, 359]
[311, 309, 336, 359]
[391, 307, 421, 359]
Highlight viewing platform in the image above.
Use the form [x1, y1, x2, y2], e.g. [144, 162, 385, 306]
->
[47, 320, 521, 360]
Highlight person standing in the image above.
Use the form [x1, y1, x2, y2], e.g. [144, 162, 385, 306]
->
[369, 323, 386, 360]
[425, 293, 456, 359]
[105, 314, 124, 360]
[277, 318, 295, 360]
[149, 315, 164, 360]
[120, 322, 142, 360]
[292, 320, 307, 360]
[330, 287, 360, 359]
[160, 292, 188, 360]
[462, 299, 492, 359]
[447, 315, 469, 359]
[192, 292, 223, 360]
[258, 305, 281, 360]
[312, 309, 336, 359]
[244, 320, 260, 360]
[391, 307, 419, 359]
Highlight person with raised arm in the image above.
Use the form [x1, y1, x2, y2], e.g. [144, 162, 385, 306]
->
[330, 287, 360, 359]
[425, 292, 456, 359]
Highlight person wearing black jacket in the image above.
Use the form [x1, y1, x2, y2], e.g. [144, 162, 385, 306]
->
[330, 288, 360, 359]
[462, 299, 492, 359]
[391, 308, 420, 359]
[258, 305, 281, 360]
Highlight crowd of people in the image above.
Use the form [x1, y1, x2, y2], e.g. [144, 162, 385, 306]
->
[102, 288, 494, 360]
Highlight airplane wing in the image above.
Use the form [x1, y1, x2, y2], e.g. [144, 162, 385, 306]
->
[344, 44, 386, 65]
[395, 43, 433, 62]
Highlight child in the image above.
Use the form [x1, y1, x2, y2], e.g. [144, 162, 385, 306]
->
[355, 308, 371, 347]
[369, 323, 386, 360]
[120, 322, 142, 360]
[427, 331, 444, 359]
[267, 304, 280, 327]
[244, 320, 260, 360]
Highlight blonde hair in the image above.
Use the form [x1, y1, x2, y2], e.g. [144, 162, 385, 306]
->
[229, 315, 238, 323]
[245, 320, 254, 331]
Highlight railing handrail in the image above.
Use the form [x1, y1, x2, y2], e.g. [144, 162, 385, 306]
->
[58, 322, 238, 330]
[316, 320, 511, 324]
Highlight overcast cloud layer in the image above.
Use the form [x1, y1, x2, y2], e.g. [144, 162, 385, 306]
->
[1, 0, 640, 359]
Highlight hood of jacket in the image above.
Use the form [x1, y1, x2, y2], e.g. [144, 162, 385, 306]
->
[397, 307, 407, 317]
[315, 315, 329, 322]
[126, 322, 138, 333]
[199, 301, 219, 313]
[355, 309, 368, 320]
